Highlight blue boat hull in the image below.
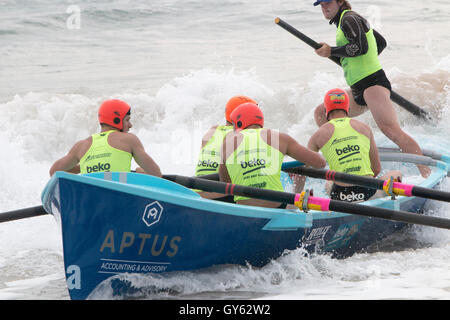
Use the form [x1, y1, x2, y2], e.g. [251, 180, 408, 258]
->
[42, 161, 446, 299]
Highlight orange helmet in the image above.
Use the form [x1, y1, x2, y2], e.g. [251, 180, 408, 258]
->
[324, 88, 349, 120]
[98, 99, 131, 130]
[225, 95, 257, 123]
[230, 103, 264, 131]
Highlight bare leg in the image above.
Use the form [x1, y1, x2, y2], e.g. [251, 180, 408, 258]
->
[363, 86, 431, 178]
[345, 88, 368, 118]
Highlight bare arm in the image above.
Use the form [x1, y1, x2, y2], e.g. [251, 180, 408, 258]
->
[331, 12, 370, 58]
[349, 119, 381, 177]
[49, 142, 83, 176]
[367, 128, 381, 177]
[200, 125, 218, 148]
[219, 134, 233, 183]
[130, 136, 162, 177]
[284, 133, 326, 168]
[307, 132, 321, 152]
[218, 132, 242, 183]
[218, 163, 231, 183]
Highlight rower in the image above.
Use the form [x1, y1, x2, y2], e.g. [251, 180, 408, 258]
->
[194, 95, 257, 201]
[312, 0, 430, 178]
[49, 99, 162, 177]
[220, 103, 326, 208]
[308, 88, 402, 202]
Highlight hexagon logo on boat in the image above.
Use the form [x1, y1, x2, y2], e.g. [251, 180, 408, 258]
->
[142, 201, 164, 227]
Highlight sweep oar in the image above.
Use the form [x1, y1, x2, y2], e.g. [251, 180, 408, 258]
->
[274, 17, 432, 121]
[284, 166, 450, 203]
[164, 174, 450, 230]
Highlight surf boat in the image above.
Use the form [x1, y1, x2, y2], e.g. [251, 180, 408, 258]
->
[41, 150, 450, 300]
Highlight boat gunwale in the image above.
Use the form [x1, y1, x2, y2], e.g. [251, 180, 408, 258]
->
[42, 157, 449, 226]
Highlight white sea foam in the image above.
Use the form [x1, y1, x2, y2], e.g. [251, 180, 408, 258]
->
[0, 0, 449, 300]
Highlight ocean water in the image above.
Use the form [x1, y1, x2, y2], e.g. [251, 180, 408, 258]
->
[0, 0, 449, 300]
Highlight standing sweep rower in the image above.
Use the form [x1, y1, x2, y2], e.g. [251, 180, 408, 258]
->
[49, 99, 162, 177]
[311, 0, 430, 178]
[308, 88, 402, 202]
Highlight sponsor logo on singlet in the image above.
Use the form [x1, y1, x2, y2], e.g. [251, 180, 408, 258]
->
[86, 162, 111, 173]
[335, 144, 360, 160]
[240, 158, 266, 175]
[197, 159, 219, 172]
[84, 153, 112, 162]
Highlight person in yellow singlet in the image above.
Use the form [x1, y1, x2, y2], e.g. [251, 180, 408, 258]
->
[219, 103, 326, 209]
[312, 0, 430, 178]
[49, 99, 162, 177]
[308, 88, 402, 202]
[195, 95, 257, 201]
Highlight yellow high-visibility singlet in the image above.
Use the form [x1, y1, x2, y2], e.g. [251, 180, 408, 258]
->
[80, 130, 132, 174]
[336, 10, 382, 86]
[195, 125, 233, 176]
[225, 128, 284, 201]
[320, 118, 373, 176]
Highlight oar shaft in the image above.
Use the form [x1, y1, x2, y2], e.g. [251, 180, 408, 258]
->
[0, 205, 47, 223]
[165, 174, 450, 230]
[164, 175, 297, 204]
[412, 186, 450, 203]
[328, 198, 450, 230]
[302, 194, 450, 229]
[275, 17, 341, 65]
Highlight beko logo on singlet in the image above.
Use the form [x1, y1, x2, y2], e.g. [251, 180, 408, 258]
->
[335, 144, 360, 160]
[86, 162, 111, 173]
[241, 158, 266, 175]
[196, 160, 219, 173]
[241, 158, 266, 168]
[197, 160, 219, 169]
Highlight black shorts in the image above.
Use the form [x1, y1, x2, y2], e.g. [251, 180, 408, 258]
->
[330, 183, 377, 202]
[351, 69, 392, 106]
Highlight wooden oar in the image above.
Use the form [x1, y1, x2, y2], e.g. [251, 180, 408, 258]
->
[274, 17, 433, 121]
[164, 174, 450, 230]
[284, 166, 450, 203]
